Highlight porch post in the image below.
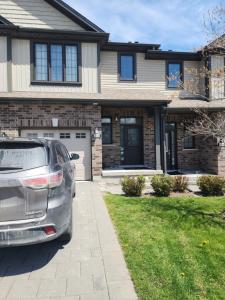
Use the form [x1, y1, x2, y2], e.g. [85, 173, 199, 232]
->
[154, 106, 162, 170]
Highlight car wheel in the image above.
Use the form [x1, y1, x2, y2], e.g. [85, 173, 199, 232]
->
[58, 210, 73, 244]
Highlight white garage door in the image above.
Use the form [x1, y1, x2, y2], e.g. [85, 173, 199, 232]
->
[21, 129, 91, 181]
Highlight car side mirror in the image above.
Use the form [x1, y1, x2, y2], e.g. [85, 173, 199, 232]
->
[70, 153, 80, 160]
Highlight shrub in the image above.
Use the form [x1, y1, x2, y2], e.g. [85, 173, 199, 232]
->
[172, 176, 188, 193]
[151, 175, 172, 197]
[197, 175, 225, 196]
[121, 176, 146, 197]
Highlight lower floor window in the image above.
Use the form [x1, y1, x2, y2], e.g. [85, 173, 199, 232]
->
[102, 117, 112, 144]
[184, 134, 195, 149]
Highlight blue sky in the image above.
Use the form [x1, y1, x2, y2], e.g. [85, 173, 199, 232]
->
[66, 0, 224, 51]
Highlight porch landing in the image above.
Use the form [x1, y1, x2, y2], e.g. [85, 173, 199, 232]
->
[102, 168, 163, 178]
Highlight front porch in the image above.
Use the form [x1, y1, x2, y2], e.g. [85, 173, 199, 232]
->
[101, 107, 223, 178]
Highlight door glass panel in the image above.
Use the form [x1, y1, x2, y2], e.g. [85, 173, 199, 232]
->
[128, 128, 139, 146]
[120, 125, 125, 163]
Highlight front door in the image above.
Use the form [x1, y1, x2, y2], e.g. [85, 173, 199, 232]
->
[165, 123, 177, 171]
[120, 118, 143, 165]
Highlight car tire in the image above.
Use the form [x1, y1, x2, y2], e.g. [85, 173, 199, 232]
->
[58, 210, 73, 244]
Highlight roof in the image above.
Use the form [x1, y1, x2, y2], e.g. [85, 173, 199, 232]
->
[167, 99, 225, 111]
[44, 0, 105, 32]
[0, 90, 171, 106]
[102, 42, 161, 52]
[145, 50, 201, 61]
[0, 15, 16, 27]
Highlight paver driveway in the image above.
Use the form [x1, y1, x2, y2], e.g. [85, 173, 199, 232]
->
[0, 182, 137, 300]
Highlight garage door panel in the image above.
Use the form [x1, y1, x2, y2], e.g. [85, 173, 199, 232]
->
[21, 129, 91, 181]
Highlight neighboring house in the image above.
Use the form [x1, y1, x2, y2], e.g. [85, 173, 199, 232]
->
[0, 0, 225, 180]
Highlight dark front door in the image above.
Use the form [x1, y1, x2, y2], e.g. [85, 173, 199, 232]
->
[120, 118, 143, 165]
[165, 123, 177, 171]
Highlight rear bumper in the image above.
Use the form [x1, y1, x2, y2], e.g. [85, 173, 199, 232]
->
[0, 195, 72, 247]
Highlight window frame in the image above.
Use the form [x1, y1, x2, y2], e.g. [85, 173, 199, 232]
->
[118, 52, 137, 82]
[183, 134, 196, 150]
[31, 40, 82, 86]
[102, 117, 113, 145]
[166, 60, 183, 89]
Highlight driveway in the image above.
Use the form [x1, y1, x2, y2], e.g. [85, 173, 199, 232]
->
[0, 182, 137, 300]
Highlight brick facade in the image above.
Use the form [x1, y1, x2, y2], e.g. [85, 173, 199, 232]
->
[167, 113, 225, 176]
[0, 103, 102, 177]
[102, 107, 155, 169]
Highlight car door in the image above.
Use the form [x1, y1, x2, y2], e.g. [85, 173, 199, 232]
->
[55, 143, 73, 198]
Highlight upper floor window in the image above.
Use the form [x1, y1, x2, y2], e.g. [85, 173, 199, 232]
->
[119, 53, 136, 81]
[166, 61, 183, 88]
[33, 42, 80, 85]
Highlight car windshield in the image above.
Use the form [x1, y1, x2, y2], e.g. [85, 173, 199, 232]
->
[0, 142, 47, 171]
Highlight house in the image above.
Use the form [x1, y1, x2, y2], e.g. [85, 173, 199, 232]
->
[0, 0, 225, 181]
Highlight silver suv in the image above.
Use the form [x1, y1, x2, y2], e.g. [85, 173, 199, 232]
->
[0, 137, 77, 247]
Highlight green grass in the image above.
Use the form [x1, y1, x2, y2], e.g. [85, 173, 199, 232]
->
[105, 194, 225, 300]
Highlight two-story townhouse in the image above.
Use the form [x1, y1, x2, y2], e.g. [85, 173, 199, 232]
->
[0, 0, 225, 180]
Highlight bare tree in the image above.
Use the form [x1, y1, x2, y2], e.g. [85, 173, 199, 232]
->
[185, 109, 225, 142]
[169, 5, 225, 101]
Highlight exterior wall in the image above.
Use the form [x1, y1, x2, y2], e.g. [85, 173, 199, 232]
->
[100, 51, 201, 98]
[11, 39, 98, 93]
[210, 55, 225, 100]
[102, 107, 155, 169]
[0, 0, 85, 31]
[0, 103, 102, 176]
[166, 114, 201, 171]
[0, 36, 8, 92]
[167, 113, 225, 176]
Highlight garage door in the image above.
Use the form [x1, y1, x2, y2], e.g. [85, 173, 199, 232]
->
[21, 129, 91, 181]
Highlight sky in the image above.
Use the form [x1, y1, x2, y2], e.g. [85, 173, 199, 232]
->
[66, 0, 225, 51]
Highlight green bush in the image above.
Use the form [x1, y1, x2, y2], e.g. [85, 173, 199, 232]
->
[151, 175, 172, 197]
[197, 175, 225, 196]
[121, 176, 146, 197]
[172, 176, 188, 193]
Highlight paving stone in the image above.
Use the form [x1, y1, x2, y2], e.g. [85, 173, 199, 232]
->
[67, 276, 94, 296]
[55, 262, 80, 278]
[108, 280, 138, 300]
[29, 263, 57, 279]
[38, 278, 67, 298]
[80, 291, 109, 300]
[7, 279, 40, 298]
[0, 279, 14, 299]
[0, 182, 137, 300]
[93, 275, 107, 291]
[105, 264, 130, 282]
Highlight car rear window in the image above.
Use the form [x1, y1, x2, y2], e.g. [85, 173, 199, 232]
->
[0, 142, 47, 171]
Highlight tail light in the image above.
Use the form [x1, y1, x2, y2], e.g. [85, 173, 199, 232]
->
[43, 226, 56, 236]
[22, 171, 63, 190]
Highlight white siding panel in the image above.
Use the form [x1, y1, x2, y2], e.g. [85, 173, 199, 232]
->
[0, 0, 85, 31]
[0, 36, 7, 92]
[12, 39, 98, 93]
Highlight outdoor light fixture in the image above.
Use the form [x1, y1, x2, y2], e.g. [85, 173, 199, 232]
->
[115, 115, 118, 122]
[52, 118, 59, 127]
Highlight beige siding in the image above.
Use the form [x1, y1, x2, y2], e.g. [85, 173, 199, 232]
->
[100, 51, 166, 90]
[0, 0, 85, 31]
[100, 51, 201, 98]
[210, 55, 224, 100]
[0, 36, 8, 92]
[12, 39, 98, 93]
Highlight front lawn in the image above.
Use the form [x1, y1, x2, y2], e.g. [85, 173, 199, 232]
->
[105, 194, 225, 300]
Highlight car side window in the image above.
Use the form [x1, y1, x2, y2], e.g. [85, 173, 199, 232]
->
[55, 144, 66, 165]
[60, 144, 70, 162]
